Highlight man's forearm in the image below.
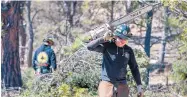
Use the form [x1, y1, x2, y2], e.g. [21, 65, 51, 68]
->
[129, 49, 142, 85]
[87, 37, 105, 52]
[131, 68, 142, 85]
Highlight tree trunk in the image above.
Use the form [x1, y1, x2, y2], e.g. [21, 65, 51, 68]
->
[63, 1, 77, 27]
[125, 0, 132, 14]
[159, 6, 168, 64]
[1, 1, 23, 88]
[19, 13, 27, 65]
[144, 10, 153, 57]
[26, 1, 34, 67]
[63, 1, 77, 45]
[110, 1, 114, 32]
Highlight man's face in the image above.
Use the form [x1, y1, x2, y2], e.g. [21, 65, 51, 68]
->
[115, 37, 127, 47]
[47, 40, 54, 46]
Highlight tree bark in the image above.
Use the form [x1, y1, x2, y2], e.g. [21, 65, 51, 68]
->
[19, 13, 27, 65]
[125, 0, 132, 14]
[110, 1, 114, 32]
[25, 1, 34, 67]
[144, 10, 153, 58]
[63, 1, 77, 45]
[1, 1, 23, 88]
[159, 6, 168, 64]
[63, 1, 77, 26]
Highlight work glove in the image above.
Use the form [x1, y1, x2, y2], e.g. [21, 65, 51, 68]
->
[137, 85, 143, 97]
[35, 68, 41, 76]
[50, 66, 54, 73]
[103, 30, 114, 42]
[35, 72, 40, 76]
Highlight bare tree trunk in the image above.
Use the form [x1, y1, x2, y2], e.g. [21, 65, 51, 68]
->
[1, 1, 23, 88]
[25, 1, 34, 67]
[19, 14, 27, 65]
[125, 0, 132, 14]
[111, 1, 114, 21]
[69, 1, 77, 27]
[159, 6, 168, 65]
[144, 10, 153, 58]
[110, 1, 115, 32]
[63, 1, 77, 45]
[63, 1, 77, 26]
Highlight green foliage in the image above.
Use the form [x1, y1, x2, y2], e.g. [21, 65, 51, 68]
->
[21, 68, 35, 89]
[56, 83, 89, 97]
[134, 49, 149, 86]
[63, 33, 93, 55]
[161, 1, 187, 96]
[81, 1, 90, 13]
[131, 1, 139, 11]
[172, 59, 187, 82]
[20, 68, 36, 97]
[58, 84, 71, 96]
[63, 46, 73, 55]
[164, 0, 187, 83]
[63, 37, 84, 55]
[144, 91, 172, 97]
[162, 0, 178, 8]
[20, 68, 94, 97]
[172, 80, 187, 96]
[134, 49, 150, 68]
[82, 19, 95, 25]
[66, 69, 100, 91]
[162, 1, 187, 11]
[73, 87, 88, 97]
[126, 49, 149, 92]
[168, 17, 187, 30]
[71, 38, 83, 52]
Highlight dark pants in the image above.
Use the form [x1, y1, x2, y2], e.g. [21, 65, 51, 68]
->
[98, 81, 129, 97]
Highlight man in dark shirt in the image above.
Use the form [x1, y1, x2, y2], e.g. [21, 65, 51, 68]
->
[87, 24, 143, 97]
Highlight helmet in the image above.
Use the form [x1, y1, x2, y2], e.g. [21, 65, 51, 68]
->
[113, 24, 132, 39]
[43, 36, 54, 45]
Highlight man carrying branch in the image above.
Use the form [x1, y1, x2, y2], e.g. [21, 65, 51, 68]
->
[87, 24, 143, 97]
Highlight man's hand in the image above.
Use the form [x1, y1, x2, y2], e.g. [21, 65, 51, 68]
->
[137, 92, 143, 97]
[35, 71, 40, 76]
[137, 85, 143, 97]
[103, 31, 114, 41]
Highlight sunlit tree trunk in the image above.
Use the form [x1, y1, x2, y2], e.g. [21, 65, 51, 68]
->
[159, 6, 168, 64]
[19, 13, 26, 65]
[25, 1, 34, 67]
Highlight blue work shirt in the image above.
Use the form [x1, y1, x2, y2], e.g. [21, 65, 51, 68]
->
[32, 44, 56, 73]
